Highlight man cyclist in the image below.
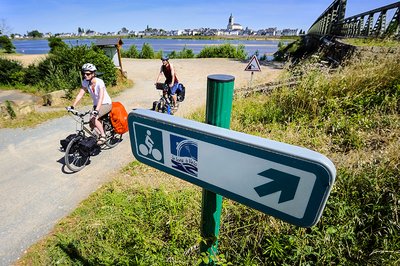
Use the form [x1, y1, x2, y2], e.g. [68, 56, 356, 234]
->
[69, 63, 112, 145]
[155, 56, 180, 110]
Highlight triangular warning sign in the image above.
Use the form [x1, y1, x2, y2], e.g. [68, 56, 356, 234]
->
[244, 55, 261, 72]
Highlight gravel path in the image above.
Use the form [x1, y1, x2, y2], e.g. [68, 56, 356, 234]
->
[0, 57, 282, 265]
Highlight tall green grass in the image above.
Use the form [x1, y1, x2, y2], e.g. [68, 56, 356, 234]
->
[343, 38, 400, 47]
[17, 51, 400, 265]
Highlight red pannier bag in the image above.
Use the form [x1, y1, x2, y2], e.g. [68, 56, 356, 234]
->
[110, 102, 128, 134]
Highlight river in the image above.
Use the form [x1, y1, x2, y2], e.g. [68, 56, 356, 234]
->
[12, 38, 283, 59]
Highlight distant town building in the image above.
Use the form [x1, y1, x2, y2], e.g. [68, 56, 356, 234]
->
[262, 28, 278, 36]
[227, 14, 243, 31]
[10, 13, 301, 38]
[281, 28, 299, 36]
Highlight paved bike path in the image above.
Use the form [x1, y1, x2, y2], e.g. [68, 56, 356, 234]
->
[0, 58, 280, 265]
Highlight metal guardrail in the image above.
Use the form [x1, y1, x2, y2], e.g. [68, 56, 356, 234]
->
[338, 2, 400, 38]
[308, 0, 400, 39]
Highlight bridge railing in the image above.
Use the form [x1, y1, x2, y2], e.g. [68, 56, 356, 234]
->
[308, 0, 400, 39]
[308, 0, 347, 36]
[337, 2, 400, 38]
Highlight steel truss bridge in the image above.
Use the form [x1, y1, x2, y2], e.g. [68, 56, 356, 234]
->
[308, 0, 400, 38]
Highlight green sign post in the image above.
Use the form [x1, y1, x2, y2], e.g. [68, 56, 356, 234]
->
[200, 75, 235, 265]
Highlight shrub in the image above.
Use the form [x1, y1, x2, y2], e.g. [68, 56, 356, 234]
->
[0, 58, 23, 85]
[154, 50, 163, 59]
[121, 44, 139, 58]
[36, 60, 80, 93]
[34, 44, 116, 93]
[175, 46, 195, 58]
[23, 64, 42, 85]
[48, 36, 68, 53]
[140, 43, 155, 59]
[168, 50, 177, 58]
[197, 43, 247, 60]
[0, 35, 15, 53]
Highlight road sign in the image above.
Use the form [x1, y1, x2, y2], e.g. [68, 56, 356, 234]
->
[128, 109, 336, 227]
[244, 55, 261, 72]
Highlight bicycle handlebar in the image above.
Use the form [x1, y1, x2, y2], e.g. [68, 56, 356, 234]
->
[66, 107, 91, 118]
[155, 82, 168, 90]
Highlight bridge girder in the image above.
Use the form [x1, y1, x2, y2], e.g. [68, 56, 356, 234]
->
[308, 0, 400, 39]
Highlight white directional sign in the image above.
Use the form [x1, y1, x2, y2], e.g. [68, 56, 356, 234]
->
[128, 109, 336, 227]
[244, 55, 261, 72]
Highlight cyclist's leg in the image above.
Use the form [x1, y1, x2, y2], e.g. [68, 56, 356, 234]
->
[170, 83, 179, 109]
[95, 104, 112, 143]
[98, 103, 112, 118]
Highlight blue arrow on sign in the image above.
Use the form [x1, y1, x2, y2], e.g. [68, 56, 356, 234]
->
[254, 169, 300, 203]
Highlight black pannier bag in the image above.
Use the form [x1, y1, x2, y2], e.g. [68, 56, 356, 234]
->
[78, 136, 99, 156]
[177, 83, 185, 102]
[60, 134, 77, 151]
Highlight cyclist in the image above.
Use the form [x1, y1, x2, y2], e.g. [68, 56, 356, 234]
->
[69, 63, 112, 145]
[155, 56, 180, 110]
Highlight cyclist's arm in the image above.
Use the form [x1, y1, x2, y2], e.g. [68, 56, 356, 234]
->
[169, 63, 176, 87]
[96, 85, 105, 112]
[155, 66, 163, 83]
[72, 87, 85, 108]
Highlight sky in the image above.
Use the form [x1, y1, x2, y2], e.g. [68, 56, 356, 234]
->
[0, 0, 397, 35]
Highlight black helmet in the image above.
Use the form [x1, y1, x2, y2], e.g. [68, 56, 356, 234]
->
[161, 56, 169, 61]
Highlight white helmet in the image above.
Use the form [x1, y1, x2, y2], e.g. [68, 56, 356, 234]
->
[81, 63, 97, 72]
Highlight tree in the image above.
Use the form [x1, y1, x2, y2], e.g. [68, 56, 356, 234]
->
[48, 36, 68, 53]
[0, 35, 15, 53]
[27, 30, 43, 38]
[0, 19, 12, 36]
[122, 44, 139, 58]
[139, 43, 154, 59]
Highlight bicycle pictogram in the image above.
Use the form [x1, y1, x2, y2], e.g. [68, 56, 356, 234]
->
[139, 130, 162, 161]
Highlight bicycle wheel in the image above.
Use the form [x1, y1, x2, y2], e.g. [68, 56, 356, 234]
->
[65, 137, 89, 172]
[158, 98, 167, 113]
[105, 129, 122, 148]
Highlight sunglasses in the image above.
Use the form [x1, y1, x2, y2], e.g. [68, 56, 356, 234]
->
[83, 72, 92, 76]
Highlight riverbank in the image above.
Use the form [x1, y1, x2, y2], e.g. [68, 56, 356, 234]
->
[0, 54, 47, 66]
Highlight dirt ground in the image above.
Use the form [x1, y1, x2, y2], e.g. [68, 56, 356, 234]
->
[1, 54, 47, 66]
[121, 57, 283, 117]
[4, 54, 282, 87]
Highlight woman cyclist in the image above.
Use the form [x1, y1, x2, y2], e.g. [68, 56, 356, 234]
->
[69, 63, 112, 145]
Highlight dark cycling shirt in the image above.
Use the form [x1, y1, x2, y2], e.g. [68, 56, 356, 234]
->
[162, 64, 179, 84]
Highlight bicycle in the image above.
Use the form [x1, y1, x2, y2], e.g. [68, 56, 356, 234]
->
[63, 108, 122, 172]
[152, 82, 185, 115]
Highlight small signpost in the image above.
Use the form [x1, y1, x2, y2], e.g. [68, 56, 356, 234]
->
[244, 55, 262, 72]
[244, 55, 261, 90]
[128, 110, 336, 227]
